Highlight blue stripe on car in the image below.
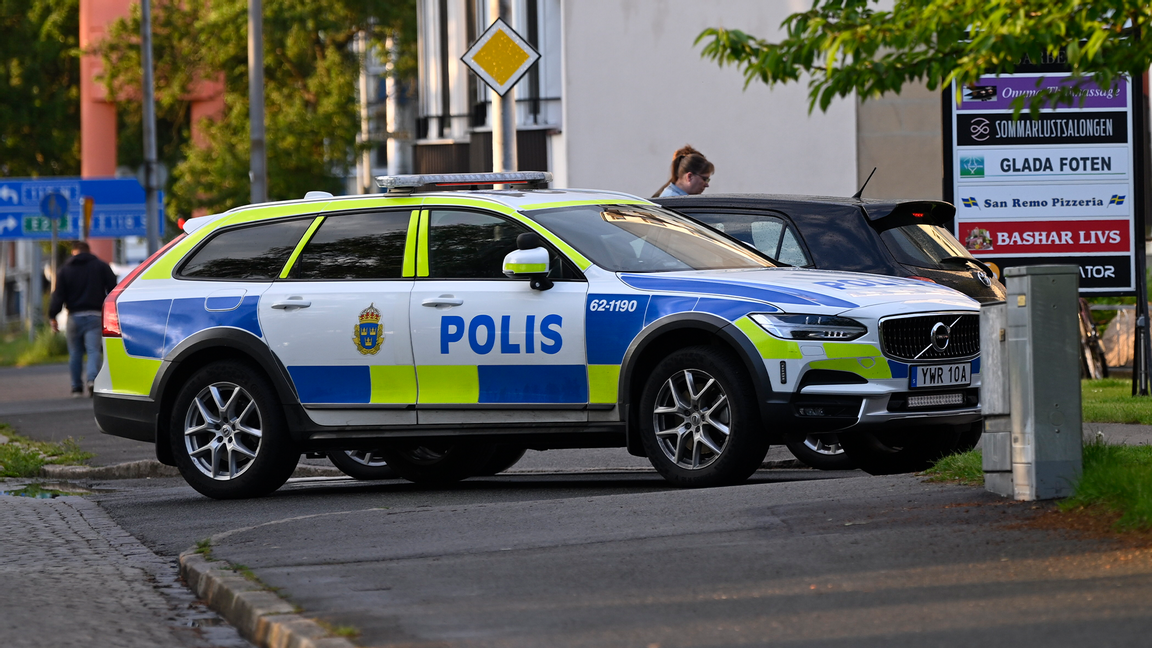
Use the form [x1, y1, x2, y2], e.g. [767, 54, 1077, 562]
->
[119, 300, 173, 358]
[477, 365, 588, 403]
[289, 366, 371, 403]
[618, 274, 858, 309]
[586, 294, 650, 365]
[164, 296, 262, 356]
[644, 296, 699, 327]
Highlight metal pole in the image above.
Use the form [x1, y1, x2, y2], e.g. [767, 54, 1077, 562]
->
[1131, 71, 1152, 396]
[140, 0, 160, 255]
[358, 31, 372, 194]
[248, 0, 268, 204]
[489, 0, 517, 178]
[29, 242, 40, 341]
[49, 220, 57, 294]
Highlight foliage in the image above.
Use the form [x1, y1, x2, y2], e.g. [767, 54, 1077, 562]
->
[0, 0, 81, 177]
[923, 449, 983, 486]
[95, 0, 417, 220]
[697, 0, 1152, 113]
[15, 326, 68, 367]
[1061, 440, 1152, 530]
[0, 427, 93, 478]
[1083, 378, 1152, 424]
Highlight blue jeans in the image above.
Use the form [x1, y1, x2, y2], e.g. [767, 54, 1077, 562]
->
[67, 313, 102, 391]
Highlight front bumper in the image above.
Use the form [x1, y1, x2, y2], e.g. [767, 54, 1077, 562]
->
[93, 392, 158, 443]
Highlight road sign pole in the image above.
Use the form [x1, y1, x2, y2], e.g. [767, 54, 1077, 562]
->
[249, 0, 268, 204]
[49, 219, 57, 295]
[141, 0, 161, 256]
[489, 0, 517, 183]
[28, 241, 40, 341]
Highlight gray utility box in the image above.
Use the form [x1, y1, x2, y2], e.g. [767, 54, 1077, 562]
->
[983, 265, 1083, 500]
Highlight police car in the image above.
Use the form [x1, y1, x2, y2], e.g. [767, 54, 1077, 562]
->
[93, 172, 981, 499]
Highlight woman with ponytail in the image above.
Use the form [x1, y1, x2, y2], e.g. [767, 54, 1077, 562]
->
[653, 145, 714, 198]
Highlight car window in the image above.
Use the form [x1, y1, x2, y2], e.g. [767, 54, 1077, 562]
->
[687, 211, 812, 267]
[879, 224, 973, 270]
[179, 218, 313, 280]
[289, 211, 409, 280]
[426, 210, 580, 280]
[527, 205, 775, 273]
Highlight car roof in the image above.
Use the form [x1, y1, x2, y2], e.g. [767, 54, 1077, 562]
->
[655, 193, 953, 222]
[184, 187, 654, 234]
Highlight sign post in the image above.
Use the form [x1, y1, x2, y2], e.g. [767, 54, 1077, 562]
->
[944, 63, 1150, 393]
[462, 6, 540, 182]
[40, 192, 67, 293]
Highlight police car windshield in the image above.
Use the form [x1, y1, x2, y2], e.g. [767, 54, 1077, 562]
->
[528, 205, 775, 272]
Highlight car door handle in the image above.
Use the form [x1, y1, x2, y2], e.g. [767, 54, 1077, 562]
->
[271, 299, 311, 310]
[422, 295, 463, 307]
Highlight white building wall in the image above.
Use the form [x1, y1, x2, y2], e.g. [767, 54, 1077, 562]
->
[558, 1, 857, 197]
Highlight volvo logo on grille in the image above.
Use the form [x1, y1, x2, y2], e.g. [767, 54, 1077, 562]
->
[931, 322, 951, 351]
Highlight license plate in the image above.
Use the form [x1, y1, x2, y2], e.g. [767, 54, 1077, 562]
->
[910, 363, 971, 389]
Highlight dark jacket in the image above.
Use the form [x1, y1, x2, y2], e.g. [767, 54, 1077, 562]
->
[48, 252, 118, 318]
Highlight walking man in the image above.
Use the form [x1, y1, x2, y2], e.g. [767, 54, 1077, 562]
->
[49, 241, 118, 397]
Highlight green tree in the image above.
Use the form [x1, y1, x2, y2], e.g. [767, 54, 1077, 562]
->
[96, 0, 416, 220]
[697, 0, 1152, 113]
[0, 0, 80, 177]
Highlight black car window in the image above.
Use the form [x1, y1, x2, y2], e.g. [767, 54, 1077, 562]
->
[686, 211, 812, 267]
[289, 211, 410, 280]
[179, 218, 312, 280]
[878, 224, 974, 270]
[426, 210, 580, 280]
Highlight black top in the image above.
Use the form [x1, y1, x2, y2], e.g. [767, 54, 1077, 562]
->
[48, 252, 118, 318]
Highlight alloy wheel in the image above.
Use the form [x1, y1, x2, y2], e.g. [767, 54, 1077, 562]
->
[183, 382, 263, 480]
[651, 368, 731, 470]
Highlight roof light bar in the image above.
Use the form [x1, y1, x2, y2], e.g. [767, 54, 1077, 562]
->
[376, 172, 553, 194]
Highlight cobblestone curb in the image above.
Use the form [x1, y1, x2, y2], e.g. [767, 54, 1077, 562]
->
[41, 460, 344, 480]
[179, 551, 357, 648]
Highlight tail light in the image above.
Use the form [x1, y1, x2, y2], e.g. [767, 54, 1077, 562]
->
[103, 234, 187, 337]
[907, 276, 937, 283]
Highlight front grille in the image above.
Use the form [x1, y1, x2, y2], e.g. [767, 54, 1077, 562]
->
[880, 313, 979, 361]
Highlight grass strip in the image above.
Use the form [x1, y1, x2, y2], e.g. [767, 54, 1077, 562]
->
[1060, 441, 1152, 531]
[1083, 379, 1152, 425]
[923, 449, 983, 486]
[0, 426, 94, 477]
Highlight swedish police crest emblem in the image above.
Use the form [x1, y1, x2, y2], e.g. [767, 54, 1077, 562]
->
[353, 304, 383, 355]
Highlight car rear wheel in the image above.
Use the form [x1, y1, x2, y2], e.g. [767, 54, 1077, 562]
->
[786, 434, 858, 470]
[327, 449, 396, 480]
[474, 445, 528, 476]
[838, 425, 962, 475]
[639, 346, 769, 487]
[170, 361, 299, 499]
[376, 442, 498, 484]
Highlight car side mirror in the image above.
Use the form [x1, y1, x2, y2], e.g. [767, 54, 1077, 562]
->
[503, 232, 553, 291]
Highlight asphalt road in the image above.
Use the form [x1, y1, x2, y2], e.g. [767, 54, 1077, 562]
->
[10, 363, 1152, 647]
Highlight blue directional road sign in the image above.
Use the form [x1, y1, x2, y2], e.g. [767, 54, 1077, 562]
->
[0, 177, 164, 240]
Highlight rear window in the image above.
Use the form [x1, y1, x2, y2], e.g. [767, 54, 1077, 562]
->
[878, 224, 974, 270]
[179, 218, 313, 280]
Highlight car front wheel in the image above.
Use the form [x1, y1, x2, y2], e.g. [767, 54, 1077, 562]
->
[327, 449, 396, 480]
[786, 434, 858, 471]
[169, 361, 299, 499]
[639, 346, 769, 487]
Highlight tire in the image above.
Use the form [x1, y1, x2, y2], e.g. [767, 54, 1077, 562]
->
[786, 434, 858, 470]
[326, 449, 396, 480]
[169, 361, 299, 499]
[639, 346, 769, 487]
[839, 425, 963, 476]
[376, 441, 498, 484]
[474, 445, 528, 476]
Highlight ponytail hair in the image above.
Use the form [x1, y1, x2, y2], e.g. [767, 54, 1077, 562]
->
[653, 145, 715, 197]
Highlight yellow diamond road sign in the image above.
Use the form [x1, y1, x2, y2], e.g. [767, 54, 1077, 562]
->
[462, 17, 540, 97]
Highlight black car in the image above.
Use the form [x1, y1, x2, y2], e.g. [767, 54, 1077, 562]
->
[656, 193, 1003, 470]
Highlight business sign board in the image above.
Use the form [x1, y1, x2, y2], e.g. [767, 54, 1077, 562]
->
[945, 72, 1140, 294]
[0, 177, 164, 240]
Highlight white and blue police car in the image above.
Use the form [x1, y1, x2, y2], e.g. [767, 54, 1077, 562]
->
[93, 172, 981, 499]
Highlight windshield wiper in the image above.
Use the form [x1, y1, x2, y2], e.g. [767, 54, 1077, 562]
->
[939, 255, 993, 277]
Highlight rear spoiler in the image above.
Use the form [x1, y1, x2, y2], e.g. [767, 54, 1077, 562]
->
[862, 200, 956, 228]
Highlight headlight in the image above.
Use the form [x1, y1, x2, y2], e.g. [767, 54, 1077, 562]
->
[751, 313, 867, 341]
